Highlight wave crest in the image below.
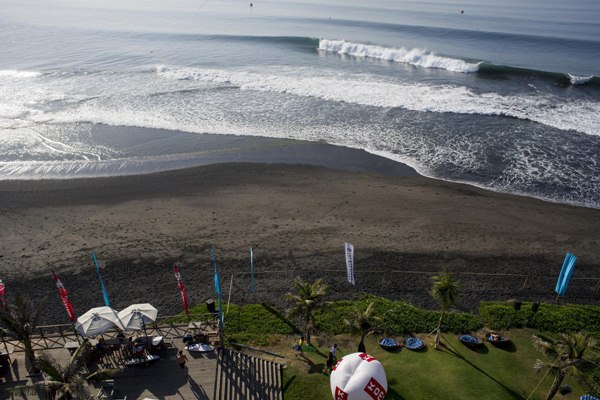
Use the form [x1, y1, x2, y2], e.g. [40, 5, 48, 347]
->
[568, 73, 594, 85]
[0, 70, 41, 78]
[318, 39, 480, 73]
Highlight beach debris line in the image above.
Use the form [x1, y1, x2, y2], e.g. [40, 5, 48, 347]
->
[173, 264, 190, 317]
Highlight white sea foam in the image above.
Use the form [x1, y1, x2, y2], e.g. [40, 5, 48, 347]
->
[318, 39, 481, 73]
[2, 65, 599, 138]
[568, 73, 594, 85]
[153, 66, 600, 137]
[0, 70, 41, 78]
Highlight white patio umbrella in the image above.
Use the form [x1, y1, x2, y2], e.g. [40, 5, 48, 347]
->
[75, 306, 125, 337]
[118, 303, 158, 333]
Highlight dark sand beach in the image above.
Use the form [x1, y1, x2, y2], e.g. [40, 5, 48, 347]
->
[1, 145, 599, 325]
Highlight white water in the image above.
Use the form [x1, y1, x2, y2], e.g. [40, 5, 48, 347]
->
[318, 39, 481, 73]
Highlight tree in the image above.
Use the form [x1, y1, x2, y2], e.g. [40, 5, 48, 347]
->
[430, 270, 460, 349]
[532, 332, 599, 400]
[0, 293, 42, 363]
[343, 301, 381, 353]
[9, 342, 119, 400]
[285, 277, 329, 344]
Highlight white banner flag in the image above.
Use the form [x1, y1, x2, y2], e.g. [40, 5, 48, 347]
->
[345, 242, 355, 285]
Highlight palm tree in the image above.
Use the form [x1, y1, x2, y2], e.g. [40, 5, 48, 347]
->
[430, 270, 460, 349]
[0, 293, 42, 364]
[285, 277, 329, 345]
[343, 301, 381, 353]
[9, 342, 119, 400]
[532, 332, 599, 400]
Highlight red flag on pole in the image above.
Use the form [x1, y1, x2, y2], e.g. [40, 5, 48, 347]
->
[174, 264, 189, 316]
[52, 272, 76, 322]
[0, 279, 5, 310]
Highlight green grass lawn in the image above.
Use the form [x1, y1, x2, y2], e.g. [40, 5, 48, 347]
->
[280, 330, 588, 400]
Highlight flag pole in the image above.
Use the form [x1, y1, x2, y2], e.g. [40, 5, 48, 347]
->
[250, 247, 255, 294]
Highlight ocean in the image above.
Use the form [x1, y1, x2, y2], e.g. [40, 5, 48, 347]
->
[1, 0, 599, 208]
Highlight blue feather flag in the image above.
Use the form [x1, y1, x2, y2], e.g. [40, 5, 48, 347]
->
[555, 252, 577, 297]
[91, 251, 112, 307]
[211, 246, 224, 331]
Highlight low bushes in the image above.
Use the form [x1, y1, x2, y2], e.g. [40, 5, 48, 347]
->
[480, 301, 600, 335]
[316, 295, 481, 336]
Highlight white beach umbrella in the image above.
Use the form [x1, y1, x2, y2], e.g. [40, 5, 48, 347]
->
[118, 303, 158, 332]
[75, 306, 125, 337]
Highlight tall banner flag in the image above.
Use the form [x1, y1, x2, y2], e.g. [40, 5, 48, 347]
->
[250, 247, 255, 293]
[0, 279, 5, 310]
[345, 242, 355, 285]
[211, 246, 224, 332]
[91, 251, 112, 307]
[173, 264, 190, 316]
[52, 272, 76, 322]
[555, 252, 577, 297]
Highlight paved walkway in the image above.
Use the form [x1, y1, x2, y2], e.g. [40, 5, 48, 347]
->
[0, 342, 216, 400]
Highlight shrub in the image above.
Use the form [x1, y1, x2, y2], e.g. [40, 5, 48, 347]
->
[316, 295, 481, 336]
[480, 301, 600, 335]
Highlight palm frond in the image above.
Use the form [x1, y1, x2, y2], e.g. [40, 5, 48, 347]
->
[87, 368, 121, 384]
[532, 335, 558, 357]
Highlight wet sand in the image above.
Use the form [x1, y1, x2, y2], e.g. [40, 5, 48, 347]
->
[1, 160, 599, 325]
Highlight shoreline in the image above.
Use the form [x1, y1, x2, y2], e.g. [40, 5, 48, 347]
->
[1, 162, 599, 325]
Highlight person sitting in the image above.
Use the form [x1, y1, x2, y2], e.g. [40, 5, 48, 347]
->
[95, 338, 106, 353]
[123, 337, 135, 358]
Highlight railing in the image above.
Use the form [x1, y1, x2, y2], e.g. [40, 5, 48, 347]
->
[214, 348, 284, 400]
[1, 313, 219, 354]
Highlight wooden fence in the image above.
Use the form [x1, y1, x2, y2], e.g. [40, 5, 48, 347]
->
[1, 313, 218, 354]
[214, 348, 284, 400]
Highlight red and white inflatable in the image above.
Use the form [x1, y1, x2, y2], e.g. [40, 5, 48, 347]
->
[330, 352, 387, 400]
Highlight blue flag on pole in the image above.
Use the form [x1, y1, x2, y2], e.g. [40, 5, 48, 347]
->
[555, 252, 577, 297]
[92, 251, 112, 307]
[211, 246, 224, 331]
[250, 247, 255, 293]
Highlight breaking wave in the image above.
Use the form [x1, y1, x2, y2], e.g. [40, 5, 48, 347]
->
[318, 39, 481, 73]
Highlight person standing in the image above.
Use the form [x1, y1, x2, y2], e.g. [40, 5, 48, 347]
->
[329, 343, 338, 358]
[294, 335, 305, 357]
[326, 343, 338, 372]
[177, 350, 189, 375]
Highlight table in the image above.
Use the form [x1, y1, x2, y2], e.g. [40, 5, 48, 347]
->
[104, 338, 124, 347]
[64, 341, 79, 355]
[0, 345, 14, 363]
[185, 343, 214, 353]
[0, 346, 14, 356]
[123, 354, 160, 367]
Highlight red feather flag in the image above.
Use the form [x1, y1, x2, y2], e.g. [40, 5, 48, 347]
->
[52, 272, 76, 322]
[0, 279, 5, 310]
[174, 264, 190, 316]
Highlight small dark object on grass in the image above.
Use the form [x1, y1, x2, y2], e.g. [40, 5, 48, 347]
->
[459, 334, 483, 348]
[487, 332, 511, 347]
[404, 337, 425, 350]
[379, 337, 400, 351]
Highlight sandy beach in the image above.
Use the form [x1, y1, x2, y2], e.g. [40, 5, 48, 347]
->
[1, 159, 599, 325]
